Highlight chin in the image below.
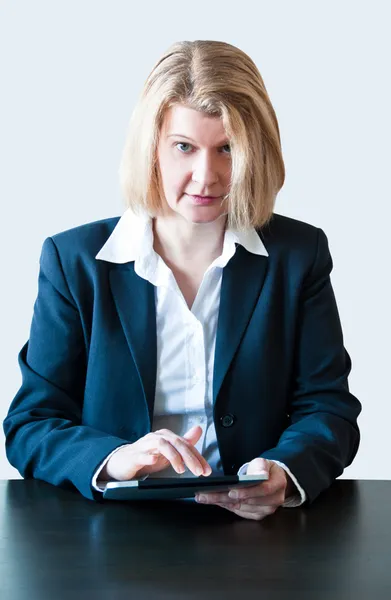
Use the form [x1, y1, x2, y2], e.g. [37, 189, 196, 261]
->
[185, 208, 227, 225]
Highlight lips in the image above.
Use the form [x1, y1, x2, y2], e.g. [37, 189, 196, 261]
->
[187, 194, 221, 206]
[187, 194, 219, 199]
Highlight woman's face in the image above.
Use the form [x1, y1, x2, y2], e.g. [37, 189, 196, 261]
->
[156, 104, 232, 224]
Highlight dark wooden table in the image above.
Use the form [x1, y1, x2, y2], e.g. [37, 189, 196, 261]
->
[0, 479, 390, 600]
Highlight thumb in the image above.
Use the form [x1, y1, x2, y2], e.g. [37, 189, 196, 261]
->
[246, 457, 270, 476]
[183, 425, 203, 445]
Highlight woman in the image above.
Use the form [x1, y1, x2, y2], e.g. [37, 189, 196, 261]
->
[3, 40, 361, 521]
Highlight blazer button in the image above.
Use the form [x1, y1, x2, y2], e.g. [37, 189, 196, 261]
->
[220, 414, 235, 428]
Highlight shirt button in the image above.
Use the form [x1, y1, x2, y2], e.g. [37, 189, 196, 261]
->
[220, 414, 235, 428]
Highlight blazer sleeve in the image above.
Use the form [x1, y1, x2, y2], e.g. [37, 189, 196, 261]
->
[260, 228, 362, 504]
[3, 237, 130, 500]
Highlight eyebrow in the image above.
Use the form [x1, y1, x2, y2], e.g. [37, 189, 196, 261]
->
[167, 134, 230, 146]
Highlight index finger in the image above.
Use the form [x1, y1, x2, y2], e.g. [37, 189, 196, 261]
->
[174, 436, 212, 476]
[155, 429, 212, 476]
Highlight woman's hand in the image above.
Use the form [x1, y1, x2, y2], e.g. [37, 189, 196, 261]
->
[101, 425, 212, 481]
[195, 458, 294, 521]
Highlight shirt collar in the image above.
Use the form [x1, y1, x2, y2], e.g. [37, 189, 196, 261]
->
[95, 208, 269, 264]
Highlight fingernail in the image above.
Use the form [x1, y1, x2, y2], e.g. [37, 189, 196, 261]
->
[229, 490, 239, 499]
[196, 495, 206, 503]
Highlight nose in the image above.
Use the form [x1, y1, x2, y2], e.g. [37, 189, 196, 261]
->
[192, 150, 219, 186]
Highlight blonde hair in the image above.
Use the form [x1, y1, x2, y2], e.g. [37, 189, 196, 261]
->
[119, 40, 285, 230]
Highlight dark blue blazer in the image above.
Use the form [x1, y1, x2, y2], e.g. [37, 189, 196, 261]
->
[3, 213, 361, 503]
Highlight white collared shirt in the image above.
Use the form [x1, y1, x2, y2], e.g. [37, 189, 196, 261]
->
[94, 208, 306, 507]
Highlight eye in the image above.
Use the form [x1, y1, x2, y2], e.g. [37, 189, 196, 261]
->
[174, 142, 231, 155]
[175, 142, 193, 153]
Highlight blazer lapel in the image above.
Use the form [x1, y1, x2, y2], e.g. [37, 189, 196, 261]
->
[213, 246, 268, 405]
[109, 264, 157, 427]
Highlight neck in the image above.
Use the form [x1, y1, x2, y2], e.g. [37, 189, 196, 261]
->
[152, 213, 228, 267]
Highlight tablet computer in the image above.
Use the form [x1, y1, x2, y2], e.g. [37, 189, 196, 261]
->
[102, 474, 268, 501]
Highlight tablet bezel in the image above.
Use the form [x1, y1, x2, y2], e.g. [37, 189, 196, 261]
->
[102, 474, 268, 501]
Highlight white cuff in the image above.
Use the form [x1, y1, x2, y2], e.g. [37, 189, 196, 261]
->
[269, 460, 307, 507]
[91, 445, 130, 492]
[237, 460, 307, 508]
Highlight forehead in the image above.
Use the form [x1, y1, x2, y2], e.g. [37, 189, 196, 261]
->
[161, 104, 228, 143]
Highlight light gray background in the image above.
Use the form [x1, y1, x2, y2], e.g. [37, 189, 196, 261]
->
[1, 0, 389, 480]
